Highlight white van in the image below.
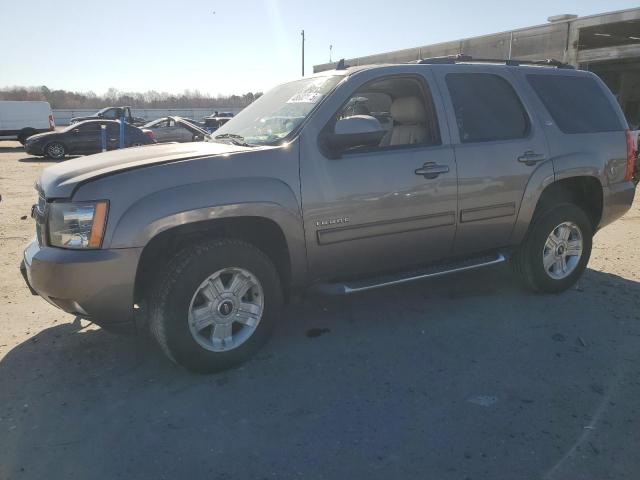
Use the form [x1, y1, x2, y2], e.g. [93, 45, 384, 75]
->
[0, 101, 55, 144]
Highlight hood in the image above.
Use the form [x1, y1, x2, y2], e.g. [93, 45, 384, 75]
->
[26, 131, 56, 143]
[39, 141, 257, 198]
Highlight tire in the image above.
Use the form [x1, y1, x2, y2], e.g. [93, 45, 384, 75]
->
[149, 239, 282, 373]
[512, 203, 592, 293]
[45, 142, 66, 160]
[18, 128, 36, 145]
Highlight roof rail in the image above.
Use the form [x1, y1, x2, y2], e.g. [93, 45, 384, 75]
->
[412, 54, 574, 69]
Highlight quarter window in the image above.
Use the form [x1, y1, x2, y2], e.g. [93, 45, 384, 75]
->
[446, 73, 530, 143]
[527, 74, 623, 134]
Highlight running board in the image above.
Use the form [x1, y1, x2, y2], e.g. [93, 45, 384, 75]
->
[312, 253, 507, 295]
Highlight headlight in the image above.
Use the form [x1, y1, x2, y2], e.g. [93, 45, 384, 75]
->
[48, 201, 109, 249]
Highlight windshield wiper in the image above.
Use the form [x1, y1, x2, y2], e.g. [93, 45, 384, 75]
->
[214, 133, 252, 147]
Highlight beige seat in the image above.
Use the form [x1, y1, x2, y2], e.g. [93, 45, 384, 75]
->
[388, 96, 427, 146]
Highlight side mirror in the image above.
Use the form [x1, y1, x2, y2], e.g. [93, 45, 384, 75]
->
[323, 115, 386, 157]
[72, 129, 80, 134]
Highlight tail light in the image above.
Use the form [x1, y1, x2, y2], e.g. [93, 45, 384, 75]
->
[144, 130, 156, 142]
[625, 129, 637, 181]
[48, 114, 55, 131]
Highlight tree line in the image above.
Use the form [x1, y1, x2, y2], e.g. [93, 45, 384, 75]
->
[0, 86, 262, 109]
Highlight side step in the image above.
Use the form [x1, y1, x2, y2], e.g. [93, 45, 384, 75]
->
[312, 253, 507, 295]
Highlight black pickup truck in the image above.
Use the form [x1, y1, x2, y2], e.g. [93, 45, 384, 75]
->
[69, 106, 146, 126]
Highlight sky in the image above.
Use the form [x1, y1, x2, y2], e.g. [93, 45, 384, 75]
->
[1, 0, 638, 96]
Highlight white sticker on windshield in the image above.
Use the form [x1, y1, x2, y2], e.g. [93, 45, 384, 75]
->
[286, 92, 324, 104]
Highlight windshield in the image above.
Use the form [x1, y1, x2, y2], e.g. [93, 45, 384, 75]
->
[212, 75, 344, 146]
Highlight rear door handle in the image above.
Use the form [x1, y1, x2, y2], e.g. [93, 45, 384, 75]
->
[415, 162, 450, 179]
[517, 151, 546, 166]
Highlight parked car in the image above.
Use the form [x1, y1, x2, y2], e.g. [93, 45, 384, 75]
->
[0, 100, 55, 144]
[24, 119, 155, 159]
[69, 106, 146, 126]
[181, 117, 208, 129]
[143, 116, 210, 143]
[202, 115, 232, 132]
[21, 58, 637, 373]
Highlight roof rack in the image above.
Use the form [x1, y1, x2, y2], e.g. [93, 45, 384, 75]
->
[411, 53, 574, 69]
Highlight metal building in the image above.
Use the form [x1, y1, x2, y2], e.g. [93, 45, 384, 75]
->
[314, 8, 640, 127]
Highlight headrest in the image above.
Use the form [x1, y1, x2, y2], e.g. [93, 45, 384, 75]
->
[390, 96, 427, 124]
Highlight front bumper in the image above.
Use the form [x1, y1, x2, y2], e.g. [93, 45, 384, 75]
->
[21, 239, 143, 333]
[24, 142, 44, 156]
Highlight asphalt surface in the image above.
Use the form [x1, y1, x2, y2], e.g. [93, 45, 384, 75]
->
[1, 141, 640, 479]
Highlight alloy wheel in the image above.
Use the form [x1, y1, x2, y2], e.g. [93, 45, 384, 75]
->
[46, 143, 64, 159]
[542, 221, 583, 280]
[187, 267, 264, 352]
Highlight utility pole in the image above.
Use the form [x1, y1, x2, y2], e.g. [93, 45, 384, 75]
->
[329, 44, 333, 62]
[301, 29, 305, 76]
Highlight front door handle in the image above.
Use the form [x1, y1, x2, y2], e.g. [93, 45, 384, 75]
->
[415, 162, 449, 179]
[517, 151, 546, 166]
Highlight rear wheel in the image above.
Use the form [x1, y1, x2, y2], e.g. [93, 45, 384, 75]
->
[512, 203, 592, 293]
[149, 239, 282, 373]
[45, 142, 66, 160]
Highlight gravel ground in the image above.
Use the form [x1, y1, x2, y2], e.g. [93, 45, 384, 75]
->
[1, 140, 640, 480]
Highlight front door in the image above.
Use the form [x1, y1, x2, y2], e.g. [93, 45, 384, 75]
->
[433, 66, 550, 254]
[71, 122, 101, 154]
[300, 72, 458, 281]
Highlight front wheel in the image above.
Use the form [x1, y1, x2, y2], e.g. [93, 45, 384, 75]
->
[45, 142, 66, 160]
[149, 239, 282, 373]
[512, 204, 592, 293]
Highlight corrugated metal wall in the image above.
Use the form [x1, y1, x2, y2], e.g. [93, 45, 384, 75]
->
[313, 8, 640, 72]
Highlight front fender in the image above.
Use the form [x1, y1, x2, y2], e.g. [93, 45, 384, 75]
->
[109, 177, 307, 285]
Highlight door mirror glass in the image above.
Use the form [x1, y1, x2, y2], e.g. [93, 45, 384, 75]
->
[324, 115, 386, 153]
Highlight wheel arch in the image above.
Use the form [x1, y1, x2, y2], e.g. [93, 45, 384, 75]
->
[133, 215, 296, 309]
[512, 174, 604, 244]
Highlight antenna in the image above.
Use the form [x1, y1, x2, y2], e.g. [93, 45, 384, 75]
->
[301, 30, 305, 76]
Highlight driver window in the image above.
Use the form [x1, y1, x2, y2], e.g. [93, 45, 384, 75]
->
[339, 76, 440, 150]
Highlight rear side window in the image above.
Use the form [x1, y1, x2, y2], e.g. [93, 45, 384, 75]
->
[446, 73, 529, 143]
[527, 74, 623, 134]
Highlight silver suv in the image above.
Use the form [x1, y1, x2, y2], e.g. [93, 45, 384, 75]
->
[21, 58, 637, 372]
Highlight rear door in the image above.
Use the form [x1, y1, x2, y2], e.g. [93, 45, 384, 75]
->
[433, 66, 550, 254]
[106, 122, 120, 150]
